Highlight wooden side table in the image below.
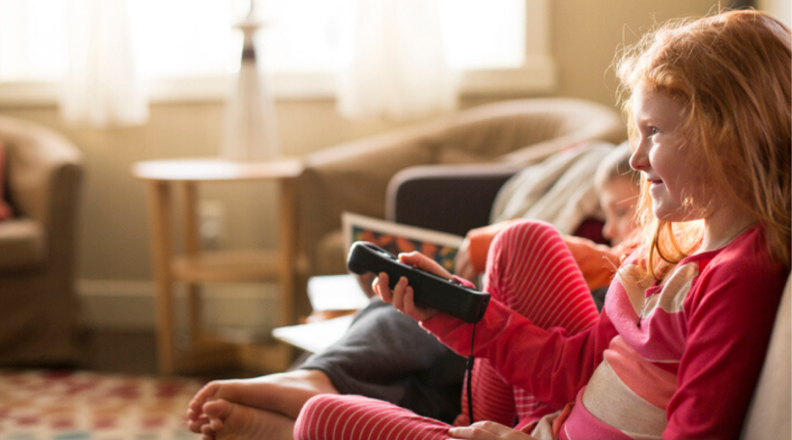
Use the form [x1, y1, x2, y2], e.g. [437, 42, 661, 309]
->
[132, 158, 304, 375]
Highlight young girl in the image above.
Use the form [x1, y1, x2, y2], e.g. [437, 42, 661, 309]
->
[207, 10, 791, 440]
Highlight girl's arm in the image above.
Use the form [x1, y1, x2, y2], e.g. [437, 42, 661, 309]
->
[374, 252, 619, 408]
[422, 298, 618, 408]
[562, 235, 621, 290]
[664, 260, 787, 439]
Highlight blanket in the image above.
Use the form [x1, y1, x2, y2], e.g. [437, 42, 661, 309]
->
[490, 141, 615, 235]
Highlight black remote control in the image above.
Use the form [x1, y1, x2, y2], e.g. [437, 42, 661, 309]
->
[346, 241, 490, 323]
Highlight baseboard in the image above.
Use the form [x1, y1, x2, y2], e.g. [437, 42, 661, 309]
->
[77, 280, 281, 335]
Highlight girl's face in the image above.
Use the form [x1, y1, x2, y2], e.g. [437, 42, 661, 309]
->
[629, 85, 702, 222]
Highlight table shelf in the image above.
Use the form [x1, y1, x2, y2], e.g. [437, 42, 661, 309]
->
[173, 249, 281, 283]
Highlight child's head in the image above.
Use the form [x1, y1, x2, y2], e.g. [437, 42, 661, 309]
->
[595, 142, 640, 246]
[617, 10, 791, 274]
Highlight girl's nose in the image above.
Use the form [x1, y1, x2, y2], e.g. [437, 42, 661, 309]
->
[629, 140, 649, 172]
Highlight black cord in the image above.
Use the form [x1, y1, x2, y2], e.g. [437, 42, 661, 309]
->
[466, 322, 477, 424]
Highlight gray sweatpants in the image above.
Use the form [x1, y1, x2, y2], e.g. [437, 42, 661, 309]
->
[299, 299, 466, 424]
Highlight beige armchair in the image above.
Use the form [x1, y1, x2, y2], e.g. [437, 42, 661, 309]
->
[0, 115, 84, 366]
[295, 98, 626, 283]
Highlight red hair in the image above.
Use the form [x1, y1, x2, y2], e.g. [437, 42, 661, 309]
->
[616, 10, 791, 280]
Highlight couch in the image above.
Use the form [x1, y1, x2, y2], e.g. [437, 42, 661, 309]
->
[742, 275, 791, 439]
[0, 115, 84, 366]
[296, 98, 626, 284]
[386, 166, 791, 440]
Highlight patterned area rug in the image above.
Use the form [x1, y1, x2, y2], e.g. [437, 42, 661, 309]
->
[0, 370, 204, 440]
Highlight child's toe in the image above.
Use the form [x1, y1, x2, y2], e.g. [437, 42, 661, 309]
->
[204, 398, 234, 420]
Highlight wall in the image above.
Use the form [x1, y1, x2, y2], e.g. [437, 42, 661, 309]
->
[552, 0, 729, 104]
[0, 1, 735, 330]
[758, 0, 792, 25]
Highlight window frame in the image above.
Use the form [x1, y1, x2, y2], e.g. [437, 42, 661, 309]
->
[0, 0, 554, 106]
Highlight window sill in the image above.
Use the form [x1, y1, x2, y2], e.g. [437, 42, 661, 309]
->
[0, 57, 556, 107]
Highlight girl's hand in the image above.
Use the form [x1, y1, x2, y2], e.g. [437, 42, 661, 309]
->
[454, 238, 479, 282]
[448, 422, 539, 440]
[372, 251, 451, 322]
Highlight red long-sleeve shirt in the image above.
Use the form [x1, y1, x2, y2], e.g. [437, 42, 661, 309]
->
[424, 225, 788, 439]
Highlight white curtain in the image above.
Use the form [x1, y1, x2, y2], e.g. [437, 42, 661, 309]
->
[336, 0, 457, 121]
[60, 0, 148, 127]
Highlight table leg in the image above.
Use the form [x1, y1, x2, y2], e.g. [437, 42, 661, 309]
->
[146, 181, 176, 375]
[182, 182, 202, 342]
[278, 178, 297, 327]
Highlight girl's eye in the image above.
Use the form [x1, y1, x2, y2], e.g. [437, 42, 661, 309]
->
[649, 127, 659, 135]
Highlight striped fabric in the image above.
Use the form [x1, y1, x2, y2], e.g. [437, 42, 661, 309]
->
[295, 220, 787, 440]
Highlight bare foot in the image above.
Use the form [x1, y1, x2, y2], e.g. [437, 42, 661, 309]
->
[187, 369, 338, 433]
[201, 399, 294, 440]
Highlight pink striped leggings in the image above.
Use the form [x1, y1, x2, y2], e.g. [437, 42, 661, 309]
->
[294, 220, 601, 440]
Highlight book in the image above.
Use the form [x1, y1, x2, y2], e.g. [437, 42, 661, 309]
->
[342, 212, 465, 274]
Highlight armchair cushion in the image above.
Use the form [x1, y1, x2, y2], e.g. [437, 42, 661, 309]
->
[0, 219, 46, 269]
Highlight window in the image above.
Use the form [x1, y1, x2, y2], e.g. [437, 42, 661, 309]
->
[0, 0, 554, 103]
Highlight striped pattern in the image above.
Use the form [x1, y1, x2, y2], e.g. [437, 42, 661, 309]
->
[296, 394, 451, 440]
[582, 359, 667, 436]
[294, 220, 601, 440]
[558, 253, 700, 439]
[476, 221, 600, 423]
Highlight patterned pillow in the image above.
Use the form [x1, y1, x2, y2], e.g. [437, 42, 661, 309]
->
[0, 142, 12, 222]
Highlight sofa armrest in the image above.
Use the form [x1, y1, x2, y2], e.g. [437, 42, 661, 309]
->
[2, 118, 83, 228]
[0, 117, 84, 276]
[386, 164, 520, 237]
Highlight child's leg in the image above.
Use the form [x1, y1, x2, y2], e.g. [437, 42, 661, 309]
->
[485, 220, 599, 330]
[451, 358, 517, 427]
[299, 299, 465, 424]
[295, 394, 451, 440]
[469, 220, 600, 422]
[292, 220, 601, 439]
[188, 300, 465, 435]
